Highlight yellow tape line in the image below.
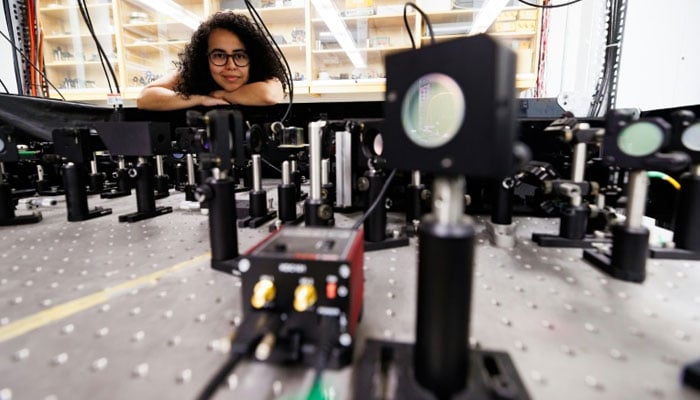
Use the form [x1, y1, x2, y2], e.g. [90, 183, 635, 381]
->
[0, 252, 210, 343]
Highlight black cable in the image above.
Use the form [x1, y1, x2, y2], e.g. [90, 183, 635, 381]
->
[262, 156, 282, 174]
[403, 4, 416, 49]
[600, 0, 621, 114]
[77, 0, 120, 95]
[403, 2, 435, 48]
[0, 78, 9, 93]
[589, 0, 624, 116]
[244, 1, 294, 123]
[196, 312, 283, 400]
[307, 316, 341, 399]
[0, 28, 65, 100]
[196, 351, 245, 400]
[518, 0, 584, 8]
[352, 168, 396, 230]
[590, 0, 617, 116]
[604, 0, 627, 113]
[76, 0, 112, 94]
[82, 0, 120, 95]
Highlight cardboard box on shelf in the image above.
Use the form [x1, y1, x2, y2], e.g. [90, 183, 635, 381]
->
[518, 9, 538, 20]
[516, 20, 537, 32]
[420, 0, 452, 11]
[516, 48, 533, 74]
[345, 0, 373, 8]
[496, 10, 518, 21]
[493, 21, 515, 32]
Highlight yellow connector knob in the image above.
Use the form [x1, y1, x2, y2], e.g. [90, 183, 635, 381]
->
[251, 279, 276, 309]
[293, 283, 317, 312]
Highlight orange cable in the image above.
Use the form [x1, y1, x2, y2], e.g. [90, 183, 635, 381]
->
[27, 0, 36, 95]
[38, 19, 46, 96]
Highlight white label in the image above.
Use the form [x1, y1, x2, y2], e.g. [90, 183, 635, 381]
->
[278, 263, 307, 274]
[317, 306, 341, 317]
[107, 93, 123, 106]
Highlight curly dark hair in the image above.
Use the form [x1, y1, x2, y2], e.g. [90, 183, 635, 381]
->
[175, 11, 287, 96]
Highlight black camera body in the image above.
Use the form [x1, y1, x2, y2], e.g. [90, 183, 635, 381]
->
[383, 34, 516, 179]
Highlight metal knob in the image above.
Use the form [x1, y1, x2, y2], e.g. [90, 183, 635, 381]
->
[293, 283, 317, 312]
[251, 279, 276, 309]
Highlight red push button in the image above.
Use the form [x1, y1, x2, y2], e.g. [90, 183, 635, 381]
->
[326, 282, 337, 299]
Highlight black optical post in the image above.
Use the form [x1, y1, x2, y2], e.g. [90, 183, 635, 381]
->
[35, 163, 64, 196]
[238, 154, 276, 228]
[52, 128, 112, 222]
[172, 126, 203, 202]
[363, 159, 409, 252]
[291, 158, 305, 201]
[351, 120, 410, 251]
[486, 176, 516, 248]
[100, 155, 132, 199]
[355, 34, 529, 400]
[584, 110, 689, 282]
[405, 170, 429, 232]
[92, 122, 173, 223]
[415, 175, 474, 397]
[271, 160, 304, 231]
[532, 118, 610, 248]
[650, 110, 700, 260]
[0, 129, 42, 226]
[189, 109, 242, 274]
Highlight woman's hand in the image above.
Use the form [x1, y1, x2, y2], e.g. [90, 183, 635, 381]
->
[137, 72, 233, 110]
[209, 89, 231, 102]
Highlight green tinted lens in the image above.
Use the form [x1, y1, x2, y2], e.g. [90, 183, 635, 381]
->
[681, 122, 700, 151]
[401, 73, 466, 149]
[617, 121, 664, 157]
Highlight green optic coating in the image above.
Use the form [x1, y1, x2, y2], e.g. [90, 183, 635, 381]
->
[401, 73, 466, 148]
[681, 122, 700, 152]
[617, 121, 664, 157]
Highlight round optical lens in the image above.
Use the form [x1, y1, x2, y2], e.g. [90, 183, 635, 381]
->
[681, 122, 700, 152]
[0, 138, 5, 153]
[401, 73, 466, 148]
[617, 121, 664, 157]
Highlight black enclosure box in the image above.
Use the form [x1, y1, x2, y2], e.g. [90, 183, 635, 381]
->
[91, 121, 171, 156]
[0, 128, 20, 162]
[52, 128, 106, 163]
[383, 34, 516, 178]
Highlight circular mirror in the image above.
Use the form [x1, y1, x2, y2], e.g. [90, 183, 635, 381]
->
[681, 122, 700, 152]
[617, 121, 664, 157]
[401, 73, 466, 148]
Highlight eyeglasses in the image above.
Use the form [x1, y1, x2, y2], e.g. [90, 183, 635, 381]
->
[208, 50, 250, 67]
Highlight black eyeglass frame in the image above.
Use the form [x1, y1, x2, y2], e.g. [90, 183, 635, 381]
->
[208, 50, 250, 67]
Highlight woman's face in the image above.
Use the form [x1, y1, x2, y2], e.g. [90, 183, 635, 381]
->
[207, 28, 250, 92]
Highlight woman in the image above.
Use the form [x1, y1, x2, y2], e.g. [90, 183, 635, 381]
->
[137, 11, 286, 110]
